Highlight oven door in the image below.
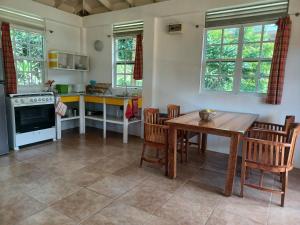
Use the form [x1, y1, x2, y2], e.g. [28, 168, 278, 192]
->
[14, 104, 55, 133]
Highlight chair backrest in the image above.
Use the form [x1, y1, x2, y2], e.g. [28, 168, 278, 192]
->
[244, 123, 300, 170]
[167, 104, 180, 119]
[283, 115, 296, 132]
[286, 123, 300, 167]
[144, 108, 159, 124]
[143, 108, 168, 144]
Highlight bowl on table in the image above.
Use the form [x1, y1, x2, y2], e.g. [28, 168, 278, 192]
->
[199, 109, 216, 121]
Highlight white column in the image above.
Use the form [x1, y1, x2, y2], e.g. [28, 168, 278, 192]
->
[56, 96, 62, 140]
[103, 98, 107, 139]
[79, 95, 85, 134]
[123, 99, 129, 144]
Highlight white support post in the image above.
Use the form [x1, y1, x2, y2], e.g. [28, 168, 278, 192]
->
[123, 99, 129, 144]
[103, 99, 107, 139]
[56, 96, 62, 140]
[56, 114, 62, 140]
[79, 95, 85, 134]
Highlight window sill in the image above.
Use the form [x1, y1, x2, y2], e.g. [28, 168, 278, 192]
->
[200, 89, 267, 97]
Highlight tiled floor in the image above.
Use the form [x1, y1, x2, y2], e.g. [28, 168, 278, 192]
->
[1, 128, 300, 225]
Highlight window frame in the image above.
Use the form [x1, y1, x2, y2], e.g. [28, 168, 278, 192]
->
[201, 21, 276, 95]
[10, 24, 46, 89]
[112, 35, 143, 89]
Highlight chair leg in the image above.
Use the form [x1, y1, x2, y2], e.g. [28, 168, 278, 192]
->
[240, 164, 246, 198]
[281, 171, 288, 207]
[165, 145, 169, 176]
[140, 143, 146, 167]
[259, 170, 264, 187]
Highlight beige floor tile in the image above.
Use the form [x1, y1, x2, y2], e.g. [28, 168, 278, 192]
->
[17, 208, 75, 225]
[115, 184, 173, 214]
[84, 158, 131, 174]
[113, 164, 152, 183]
[268, 206, 300, 225]
[87, 174, 139, 198]
[82, 203, 173, 225]
[214, 195, 269, 224]
[154, 195, 214, 225]
[0, 162, 37, 182]
[0, 191, 45, 225]
[12, 148, 50, 161]
[0, 154, 19, 167]
[51, 188, 112, 222]
[63, 168, 105, 187]
[206, 208, 264, 225]
[141, 174, 185, 193]
[25, 177, 81, 205]
[175, 180, 222, 208]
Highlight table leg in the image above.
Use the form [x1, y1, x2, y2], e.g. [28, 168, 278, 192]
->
[168, 126, 177, 178]
[201, 133, 207, 153]
[225, 134, 240, 196]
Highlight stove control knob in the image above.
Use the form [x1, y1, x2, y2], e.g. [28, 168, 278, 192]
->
[34, 98, 37, 102]
[14, 99, 19, 104]
[38, 98, 41, 102]
[42, 98, 45, 102]
[20, 99, 25, 104]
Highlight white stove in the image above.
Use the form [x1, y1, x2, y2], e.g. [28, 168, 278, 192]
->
[6, 92, 56, 150]
[9, 92, 55, 106]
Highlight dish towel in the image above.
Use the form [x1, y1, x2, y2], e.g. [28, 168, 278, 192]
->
[132, 98, 139, 117]
[56, 101, 67, 116]
[125, 103, 133, 119]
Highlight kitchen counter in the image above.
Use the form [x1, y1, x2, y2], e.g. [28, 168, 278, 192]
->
[56, 93, 142, 143]
[57, 92, 141, 99]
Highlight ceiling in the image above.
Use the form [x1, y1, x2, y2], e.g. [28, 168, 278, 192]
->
[33, 0, 169, 16]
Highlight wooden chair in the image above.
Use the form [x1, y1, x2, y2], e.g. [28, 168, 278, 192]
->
[240, 123, 300, 207]
[166, 104, 206, 161]
[251, 115, 295, 133]
[167, 104, 191, 163]
[140, 108, 169, 175]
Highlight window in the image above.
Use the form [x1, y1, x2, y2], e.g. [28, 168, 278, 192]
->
[203, 23, 277, 94]
[113, 36, 143, 88]
[10, 26, 45, 87]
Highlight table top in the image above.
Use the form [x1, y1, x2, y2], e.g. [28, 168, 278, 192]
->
[166, 111, 258, 136]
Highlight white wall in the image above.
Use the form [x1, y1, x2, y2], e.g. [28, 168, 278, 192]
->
[83, 0, 300, 167]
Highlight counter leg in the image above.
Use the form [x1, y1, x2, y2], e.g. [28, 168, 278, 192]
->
[79, 96, 85, 134]
[123, 100, 128, 144]
[56, 114, 62, 140]
[103, 102, 106, 139]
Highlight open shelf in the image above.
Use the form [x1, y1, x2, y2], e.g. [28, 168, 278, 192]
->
[61, 116, 80, 122]
[48, 50, 89, 71]
[85, 115, 104, 121]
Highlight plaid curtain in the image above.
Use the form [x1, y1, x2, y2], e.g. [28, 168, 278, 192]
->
[1, 22, 17, 94]
[266, 16, 291, 105]
[133, 34, 143, 80]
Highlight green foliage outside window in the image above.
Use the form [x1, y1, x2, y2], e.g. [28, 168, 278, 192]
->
[115, 36, 142, 87]
[203, 23, 277, 93]
[10, 28, 44, 86]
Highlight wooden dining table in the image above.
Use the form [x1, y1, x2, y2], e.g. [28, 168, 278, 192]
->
[166, 110, 258, 196]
